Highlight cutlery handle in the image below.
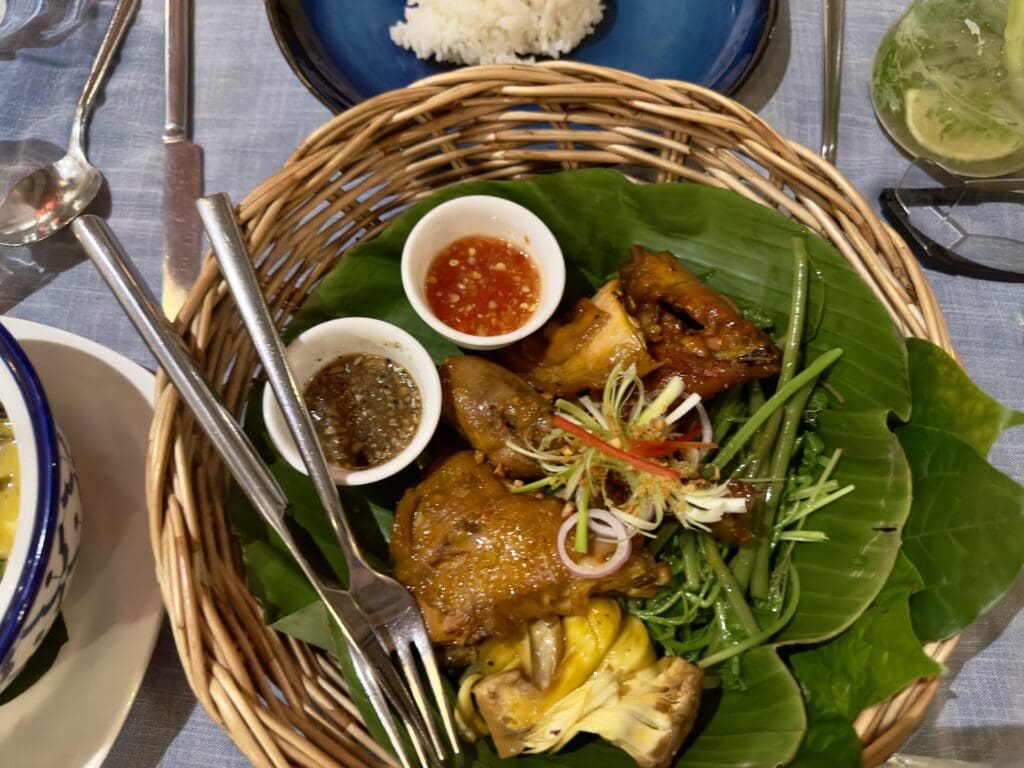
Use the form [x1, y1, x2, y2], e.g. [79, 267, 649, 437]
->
[821, 0, 844, 164]
[195, 194, 366, 572]
[71, 215, 288, 517]
[71, 0, 140, 155]
[164, 0, 192, 137]
[71, 215, 427, 767]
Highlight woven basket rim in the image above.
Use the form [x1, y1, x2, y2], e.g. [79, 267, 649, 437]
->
[150, 61, 957, 768]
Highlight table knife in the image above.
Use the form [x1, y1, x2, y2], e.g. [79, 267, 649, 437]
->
[162, 0, 203, 319]
[821, 0, 845, 164]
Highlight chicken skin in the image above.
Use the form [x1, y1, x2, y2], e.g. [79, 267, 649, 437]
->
[619, 245, 781, 398]
[440, 355, 552, 480]
[391, 451, 669, 646]
[501, 278, 658, 397]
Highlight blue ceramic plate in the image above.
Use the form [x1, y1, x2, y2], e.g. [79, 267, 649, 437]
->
[265, 0, 777, 112]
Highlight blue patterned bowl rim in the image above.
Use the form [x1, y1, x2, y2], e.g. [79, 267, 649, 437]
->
[0, 322, 60, 665]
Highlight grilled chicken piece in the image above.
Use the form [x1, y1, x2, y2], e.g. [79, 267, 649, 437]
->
[440, 356, 552, 480]
[501, 279, 658, 396]
[391, 451, 669, 646]
[707, 480, 757, 544]
[620, 246, 780, 399]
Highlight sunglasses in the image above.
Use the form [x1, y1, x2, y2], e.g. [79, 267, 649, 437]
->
[880, 159, 1024, 283]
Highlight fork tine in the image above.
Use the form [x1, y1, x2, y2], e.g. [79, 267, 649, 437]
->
[346, 615, 445, 765]
[319, 586, 444, 766]
[366, 636, 445, 766]
[395, 637, 450, 763]
[349, 645, 423, 768]
[409, 629, 461, 756]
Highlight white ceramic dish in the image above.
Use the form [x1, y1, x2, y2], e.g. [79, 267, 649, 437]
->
[400, 195, 565, 351]
[0, 318, 163, 768]
[263, 316, 442, 486]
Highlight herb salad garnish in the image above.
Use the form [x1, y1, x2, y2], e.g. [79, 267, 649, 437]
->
[510, 238, 856, 677]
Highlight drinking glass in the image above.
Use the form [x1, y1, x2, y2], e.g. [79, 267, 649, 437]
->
[0, 0, 97, 55]
[872, 0, 1024, 179]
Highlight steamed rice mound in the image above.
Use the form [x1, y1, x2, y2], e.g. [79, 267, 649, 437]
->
[390, 0, 605, 65]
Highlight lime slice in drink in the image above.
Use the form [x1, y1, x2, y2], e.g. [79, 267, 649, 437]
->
[1007, 0, 1024, 101]
[904, 87, 1024, 163]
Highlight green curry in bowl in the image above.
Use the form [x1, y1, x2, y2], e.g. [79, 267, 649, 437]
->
[0, 414, 18, 580]
[0, 321, 82, 698]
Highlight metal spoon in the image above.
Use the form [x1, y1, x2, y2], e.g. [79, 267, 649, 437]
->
[0, 0, 138, 247]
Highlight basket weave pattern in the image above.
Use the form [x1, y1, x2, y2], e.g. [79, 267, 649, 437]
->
[150, 62, 955, 768]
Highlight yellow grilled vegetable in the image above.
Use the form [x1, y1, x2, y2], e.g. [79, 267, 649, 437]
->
[459, 599, 703, 768]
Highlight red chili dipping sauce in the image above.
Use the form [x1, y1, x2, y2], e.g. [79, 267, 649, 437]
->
[425, 235, 540, 336]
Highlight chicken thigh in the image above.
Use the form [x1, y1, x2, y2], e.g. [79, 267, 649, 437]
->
[391, 451, 669, 646]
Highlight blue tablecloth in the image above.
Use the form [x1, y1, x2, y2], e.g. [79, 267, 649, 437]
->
[1, 0, 1021, 765]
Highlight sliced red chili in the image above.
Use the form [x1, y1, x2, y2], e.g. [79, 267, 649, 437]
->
[627, 439, 717, 458]
[679, 421, 703, 442]
[553, 415, 681, 480]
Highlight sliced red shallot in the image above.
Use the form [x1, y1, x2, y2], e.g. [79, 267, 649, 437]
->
[557, 509, 632, 579]
[695, 401, 712, 444]
[695, 400, 713, 457]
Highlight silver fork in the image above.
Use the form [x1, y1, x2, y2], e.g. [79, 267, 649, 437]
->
[71, 215, 439, 768]
[197, 194, 460, 766]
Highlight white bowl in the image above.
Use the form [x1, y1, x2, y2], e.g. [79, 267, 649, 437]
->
[262, 317, 442, 486]
[0, 322, 82, 696]
[400, 195, 565, 351]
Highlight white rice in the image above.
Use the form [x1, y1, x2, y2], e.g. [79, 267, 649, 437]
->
[390, 0, 605, 66]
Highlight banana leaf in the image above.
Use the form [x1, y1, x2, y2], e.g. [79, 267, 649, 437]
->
[283, 169, 911, 641]
[231, 169, 918, 765]
[786, 341, 1024, 763]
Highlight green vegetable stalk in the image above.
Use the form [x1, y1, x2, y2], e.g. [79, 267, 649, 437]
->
[711, 347, 842, 471]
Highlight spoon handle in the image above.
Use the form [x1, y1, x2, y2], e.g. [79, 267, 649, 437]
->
[70, 0, 140, 155]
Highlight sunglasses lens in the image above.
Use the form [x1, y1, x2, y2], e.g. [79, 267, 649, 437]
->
[896, 160, 1024, 275]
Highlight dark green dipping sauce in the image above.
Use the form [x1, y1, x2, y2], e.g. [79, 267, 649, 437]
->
[304, 353, 422, 470]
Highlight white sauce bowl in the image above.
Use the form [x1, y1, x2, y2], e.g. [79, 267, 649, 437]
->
[262, 317, 441, 486]
[400, 195, 565, 350]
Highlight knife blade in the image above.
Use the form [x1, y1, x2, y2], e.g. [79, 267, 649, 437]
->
[162, 0, 203, 319]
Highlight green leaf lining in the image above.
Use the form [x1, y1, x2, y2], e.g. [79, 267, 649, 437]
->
[790, 554, 943, 720]
[905, 338, 1024, 457]
[678, 647, 806, 768]
[787, 712, 861, 768]
[898, 424, 1024, 642]
[787, 555, 943, 765]
[778, 409, 912, 643]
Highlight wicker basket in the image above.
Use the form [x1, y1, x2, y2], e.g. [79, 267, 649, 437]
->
[149, 62, 959, 768]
